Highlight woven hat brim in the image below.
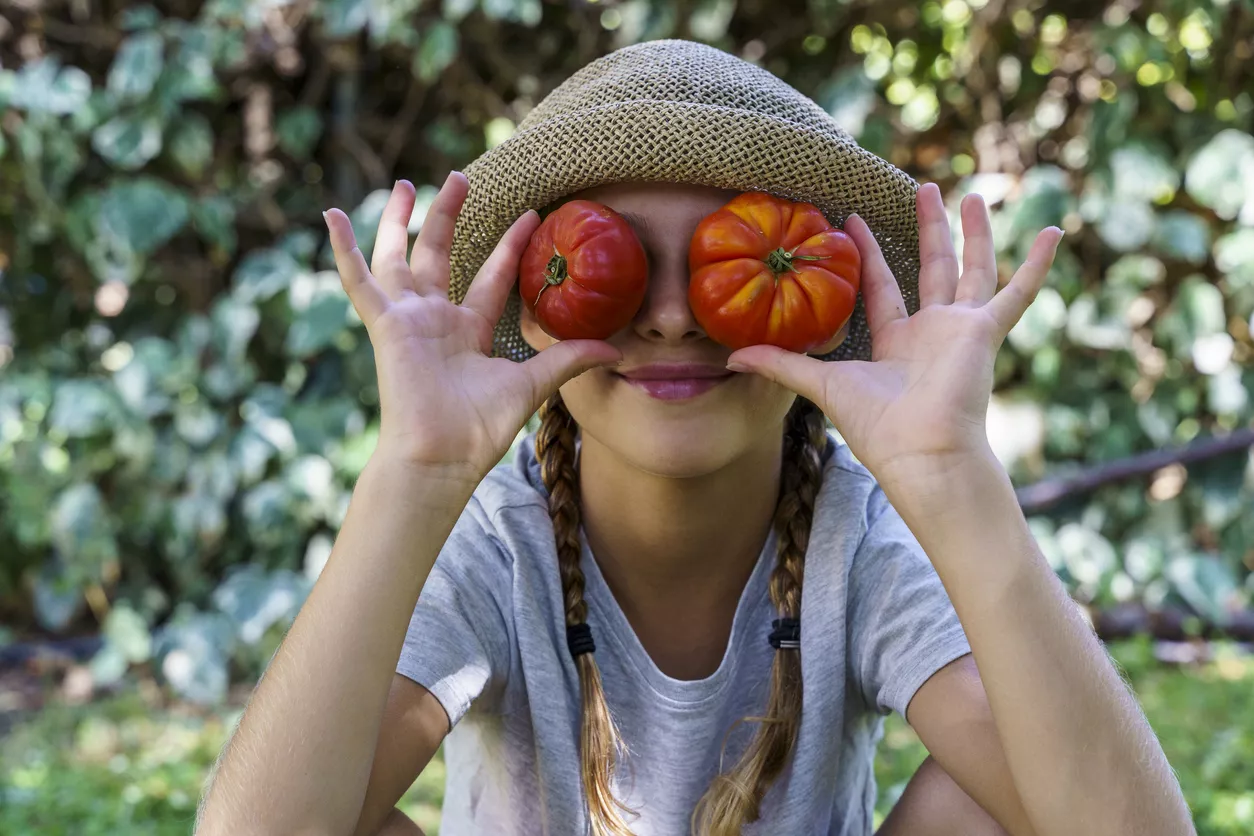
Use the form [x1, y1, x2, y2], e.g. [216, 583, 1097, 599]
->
[448, 99, 921, 363]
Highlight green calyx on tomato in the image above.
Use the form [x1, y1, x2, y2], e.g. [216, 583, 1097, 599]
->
[534, 246, 571, 308]
[763, 245, 830, 276]
[520, 199, 648, 342]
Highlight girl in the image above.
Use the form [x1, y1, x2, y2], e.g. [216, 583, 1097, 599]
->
[196, 41, 1191, 836]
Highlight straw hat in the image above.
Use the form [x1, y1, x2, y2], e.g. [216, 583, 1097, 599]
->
[447, 39, 921, 363]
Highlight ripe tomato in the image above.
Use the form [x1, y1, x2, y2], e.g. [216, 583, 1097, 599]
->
[688, 192, 861, 353]
[520, 200, 648, 341]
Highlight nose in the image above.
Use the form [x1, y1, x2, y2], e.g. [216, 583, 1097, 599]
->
[631, 251, 707, 345]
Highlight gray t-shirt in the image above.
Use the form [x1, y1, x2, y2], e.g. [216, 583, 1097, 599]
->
[396, 432, 970, 835]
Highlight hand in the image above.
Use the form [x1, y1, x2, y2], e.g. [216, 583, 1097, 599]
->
[724, 183, 1063, 491]
[324, 174, 622, 481]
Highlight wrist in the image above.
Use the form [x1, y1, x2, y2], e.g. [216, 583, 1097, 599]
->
[361, 445, 481, 510]
[874, 443, 1008, 517]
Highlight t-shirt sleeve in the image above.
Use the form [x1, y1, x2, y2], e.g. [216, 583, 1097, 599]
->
[395, 496, 515, 728]
[846, 484, 971, 719]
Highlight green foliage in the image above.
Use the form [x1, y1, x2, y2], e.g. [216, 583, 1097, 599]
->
[1, 644, 1249, 833]
[1, 1, 1253, 704]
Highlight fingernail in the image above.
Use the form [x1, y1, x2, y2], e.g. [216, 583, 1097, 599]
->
[726, 362, 750, 373]
[397, 179, 413, 190]
[322, 210, 329, 225]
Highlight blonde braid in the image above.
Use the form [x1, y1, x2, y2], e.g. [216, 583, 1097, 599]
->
[535, 393, 636, 836]
[691, 397, 828, 834]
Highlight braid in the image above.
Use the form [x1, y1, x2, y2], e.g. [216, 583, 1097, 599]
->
[691, 397, 828, 835]
[535, 393, 636, 836]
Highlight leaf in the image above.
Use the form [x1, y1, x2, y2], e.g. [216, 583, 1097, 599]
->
[120, 4, 162, 30]
[192, 194, 238, 255]
[286, 295, 351, 357]
[1151, 211, 1211, 264]
[167, 113, 214, 178]
[32, 556, 84, 632]
[211, 295, 260, 360]
[91, 115, 164, 170]
[232, 248, 302, 302]
[102, 603, 153, 664]
[156, 612, 236, 704]
[1110, 144, 1179, 203]
[1185, 130, 1254, 222]
[96, 177, 190, 256]
[107, 31, 165, 102]
[1166, 554, 1238, 625]
[50, 483, 118, 581]
[50, 380, 119, 437]
[816, 68, 877, 138]
[161, 25, 220, 103]
[212, 565, 310, 645]
[321, 0, 372, 36]
[11, 58, 93, 115]
[414, 23, 459, 83]
[275, 106, 324, 160]
[174, 401, 223, 447]
[1008, 286, 1067, 352]
[1214, 229, 1254, 287]
[1097, 199, 1155, 252]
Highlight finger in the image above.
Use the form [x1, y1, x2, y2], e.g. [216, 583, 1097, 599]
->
[325, 208, 388, 325]
[916, 182, 960, 308]
[987, 227, 1064, 333]
[844, 214, 906, 334]
[954, 193, 999, 304]
[518, 340, 623, 415]
[725, 345, 832, 407]
[370, 180, 420, 296]
[463, 210, 542, 324]
[410, 171, 470, 298]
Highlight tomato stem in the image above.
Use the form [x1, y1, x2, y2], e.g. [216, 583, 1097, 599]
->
[765, 246, 829, 276]
[534, 246, 568, 307]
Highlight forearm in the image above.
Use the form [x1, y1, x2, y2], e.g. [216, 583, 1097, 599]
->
[197, 454, 476, 836]
[882, 450, 1193, 836]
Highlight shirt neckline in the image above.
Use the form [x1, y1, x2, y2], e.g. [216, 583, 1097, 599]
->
[579, 525, 777, 706]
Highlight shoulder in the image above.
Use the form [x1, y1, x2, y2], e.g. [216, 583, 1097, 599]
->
[449, 435, 555, 568]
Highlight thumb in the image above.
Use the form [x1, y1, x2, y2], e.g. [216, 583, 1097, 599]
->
[726, 346, 833, 407]
[518, 339, 623, 414]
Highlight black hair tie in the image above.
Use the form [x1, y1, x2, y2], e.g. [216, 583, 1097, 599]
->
[768, 617, 801, 650]
[567, 623, 596, 657]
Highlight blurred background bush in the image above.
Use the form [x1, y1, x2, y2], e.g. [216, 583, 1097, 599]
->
[1, 0, 1253, 833]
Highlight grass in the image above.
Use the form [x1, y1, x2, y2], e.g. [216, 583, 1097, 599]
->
[1, 640, 1251, 835]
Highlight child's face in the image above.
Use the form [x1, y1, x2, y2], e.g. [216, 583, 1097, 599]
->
[520, 181, 844, 478]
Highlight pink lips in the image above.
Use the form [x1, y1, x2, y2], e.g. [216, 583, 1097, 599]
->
[616, 363, 734, 401]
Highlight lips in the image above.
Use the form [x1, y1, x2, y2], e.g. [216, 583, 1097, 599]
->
[615, 363, 734, 401]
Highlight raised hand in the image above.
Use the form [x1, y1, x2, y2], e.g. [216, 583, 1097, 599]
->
[324, 174, 622, 482]
[724, 182, 1063, 491]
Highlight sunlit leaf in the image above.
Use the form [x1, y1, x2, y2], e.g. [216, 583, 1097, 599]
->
[91, 115, 164, 170]
[414, 23, 459, 83]
[107, 31, 165, 102]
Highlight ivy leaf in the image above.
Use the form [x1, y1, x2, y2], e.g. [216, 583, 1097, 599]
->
[275, 106, 323, 160]
[91, 114, 164, 170]
[212, 565, 310, 645]
[414, 23, 459, 83]
[1185, 130, 1254, 223]
[167, 112, 214, 178]
[108, 31, 165, 102]
[96, 176, 190, 256]
[192, 194, 238, 255]
[1151, 211, 1211, 264]
[11, 58, 92, 115]
[232, 248, 303, 302]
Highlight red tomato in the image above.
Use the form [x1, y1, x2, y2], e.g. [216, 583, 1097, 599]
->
[520, 200, 648, 341]
[688, 192, 861, 352]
